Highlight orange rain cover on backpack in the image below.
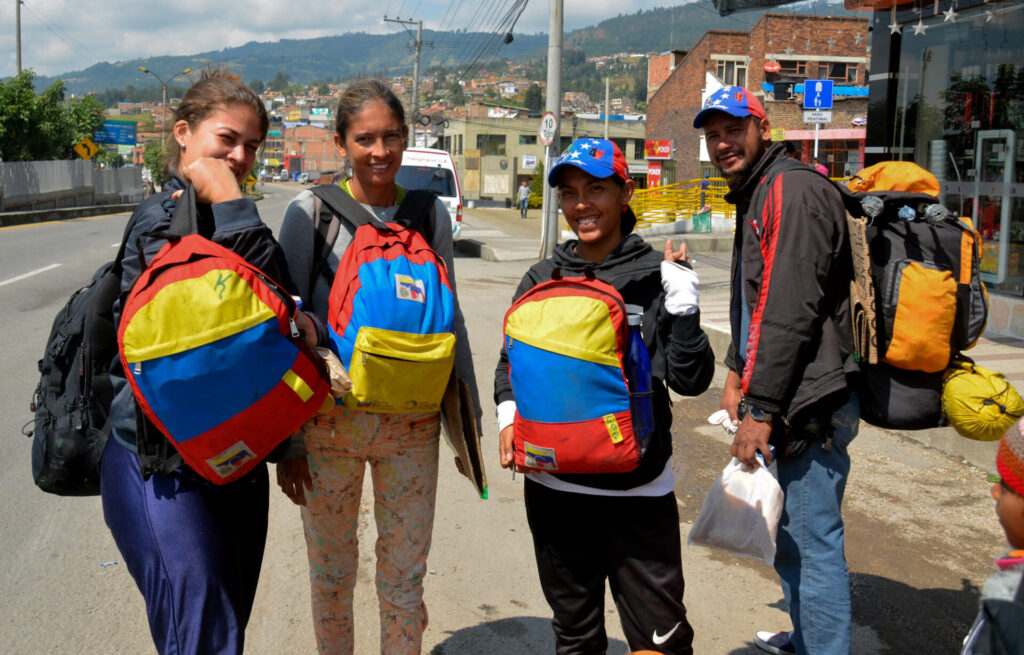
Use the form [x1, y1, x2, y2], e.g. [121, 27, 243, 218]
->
[846, 161, 941, 196]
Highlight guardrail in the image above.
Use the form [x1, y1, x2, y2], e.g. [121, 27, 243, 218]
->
[631, 177, 733, 230]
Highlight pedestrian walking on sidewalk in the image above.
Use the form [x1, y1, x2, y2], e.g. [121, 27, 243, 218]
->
[275, 79, 482, 655]
[494, 138, 715, 654]
[517, 179, 531, 218]
[694, 86, 859, 655]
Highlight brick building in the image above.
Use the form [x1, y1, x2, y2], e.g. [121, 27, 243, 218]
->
[646, 13, 869, 184]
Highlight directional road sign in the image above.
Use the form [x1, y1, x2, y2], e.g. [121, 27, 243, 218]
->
[538, 112, 558, 146]
[94, 120, 137, 145]
[73, 137, 100, 160]
[803, 79, 834, 110]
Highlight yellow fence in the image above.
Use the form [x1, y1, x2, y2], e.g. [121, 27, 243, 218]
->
[630, 177, 734, 229]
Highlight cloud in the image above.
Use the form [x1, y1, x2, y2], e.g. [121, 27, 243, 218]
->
[1, 0, 670, 78]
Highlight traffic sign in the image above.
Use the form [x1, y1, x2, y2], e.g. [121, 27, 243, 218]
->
[803, 110, 833, 124]
[770, 128, 786, 141]
[803, 79, 834, 110]
[538, 112, 557, 146]
[73, 137, 100, 159]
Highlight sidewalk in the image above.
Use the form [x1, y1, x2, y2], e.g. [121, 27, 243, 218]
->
[456, 206, 1023, 473]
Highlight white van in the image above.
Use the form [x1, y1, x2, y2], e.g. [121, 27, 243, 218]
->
[396, 147, 463, 240]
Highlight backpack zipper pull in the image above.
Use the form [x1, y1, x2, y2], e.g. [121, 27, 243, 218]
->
[288, 317, 300, 338]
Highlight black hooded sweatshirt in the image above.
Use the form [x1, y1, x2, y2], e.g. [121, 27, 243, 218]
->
[494, 234, 715, 491]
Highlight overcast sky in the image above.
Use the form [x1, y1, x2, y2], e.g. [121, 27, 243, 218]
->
[1, 0, 689, 79]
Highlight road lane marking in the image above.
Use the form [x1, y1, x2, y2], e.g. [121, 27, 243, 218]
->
[0, 263, 62, 288]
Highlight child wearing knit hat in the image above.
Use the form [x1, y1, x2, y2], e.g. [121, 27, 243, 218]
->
[961, 420, 1024, 654]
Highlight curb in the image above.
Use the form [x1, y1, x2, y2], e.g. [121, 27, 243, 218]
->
[0, 203, 138, 228]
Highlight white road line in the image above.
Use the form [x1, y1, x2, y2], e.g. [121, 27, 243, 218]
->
[0, 263, 62, 288]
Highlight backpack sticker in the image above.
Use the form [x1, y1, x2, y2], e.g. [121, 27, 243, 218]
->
[522, 441, 559, 471]
[603, 414, 624, 443]
[207, 440, 257, 478]
[395, 274, 426, 303]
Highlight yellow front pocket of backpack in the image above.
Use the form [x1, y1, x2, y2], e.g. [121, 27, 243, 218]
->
[344, 327, 455, 413]
[882, 261, 956, 373]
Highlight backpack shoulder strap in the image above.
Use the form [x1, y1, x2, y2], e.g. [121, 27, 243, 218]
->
[310, 183, 380, 229]
[393, 189, 438, 237]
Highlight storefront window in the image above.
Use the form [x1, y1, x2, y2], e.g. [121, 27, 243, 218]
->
[895, 1, 1024, 295]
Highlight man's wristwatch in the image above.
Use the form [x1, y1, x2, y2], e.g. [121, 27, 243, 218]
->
[740, 399, 774, 424]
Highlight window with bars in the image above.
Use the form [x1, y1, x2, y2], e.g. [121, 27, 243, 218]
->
[716, 60, 748, 87]
[476, 134, 506, 156]
[777, 60, 807, 76]
[827, 62, 857, 83]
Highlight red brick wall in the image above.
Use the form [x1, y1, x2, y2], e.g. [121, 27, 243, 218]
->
[646, 14, 869, 183]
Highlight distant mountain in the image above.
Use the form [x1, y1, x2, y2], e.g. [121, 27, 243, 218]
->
[39, 1, 855, 95]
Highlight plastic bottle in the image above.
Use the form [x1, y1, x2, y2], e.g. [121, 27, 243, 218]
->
[625, 305, 655, 457]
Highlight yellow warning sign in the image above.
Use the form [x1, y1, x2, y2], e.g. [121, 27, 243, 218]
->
[73, 137, 100, 159]
[770, 128, 786, 142]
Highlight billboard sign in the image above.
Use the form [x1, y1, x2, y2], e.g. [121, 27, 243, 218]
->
[644, 140, 672, 159]
[94, 120, 137, 145]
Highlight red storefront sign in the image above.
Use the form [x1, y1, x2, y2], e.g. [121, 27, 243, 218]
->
[648, 162, 662, 188]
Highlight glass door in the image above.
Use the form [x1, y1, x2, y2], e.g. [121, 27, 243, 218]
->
[976, 130, 1017, 287]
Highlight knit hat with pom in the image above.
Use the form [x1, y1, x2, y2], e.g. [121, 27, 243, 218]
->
[997, 419, 1024, 496]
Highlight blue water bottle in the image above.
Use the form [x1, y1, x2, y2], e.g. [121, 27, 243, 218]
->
[625, 305, 655, 457]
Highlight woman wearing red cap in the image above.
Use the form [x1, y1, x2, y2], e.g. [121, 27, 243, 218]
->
[493, 138, 715, 654]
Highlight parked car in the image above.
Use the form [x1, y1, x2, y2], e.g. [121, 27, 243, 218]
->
[275, 170, 290, 182]
[395, 147, 463, 240]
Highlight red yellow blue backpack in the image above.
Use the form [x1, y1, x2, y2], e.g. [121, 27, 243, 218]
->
[502, 270, 642, 474]
[309, 183, 456, 414]
[117, 186, 332, 484]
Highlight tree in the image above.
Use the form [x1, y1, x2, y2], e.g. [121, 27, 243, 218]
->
[249, 79, 265, 94]
[0, 70, 105, 161]
[317, 82, 330, 96]
[269, 71, 291, 92]
[524, 84, 543, 111]
[528, 161, 545, 208]
[143, 139, 171, 187]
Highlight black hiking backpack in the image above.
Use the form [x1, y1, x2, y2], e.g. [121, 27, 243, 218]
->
[26, 218, 135, 495]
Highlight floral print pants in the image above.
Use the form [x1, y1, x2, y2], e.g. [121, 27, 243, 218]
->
[299, 406, 440, 655]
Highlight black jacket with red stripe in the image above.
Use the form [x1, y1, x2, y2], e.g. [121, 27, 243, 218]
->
[724, 142, 855, 422]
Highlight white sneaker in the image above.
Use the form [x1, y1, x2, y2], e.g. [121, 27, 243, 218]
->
[754, 630, 796, 655]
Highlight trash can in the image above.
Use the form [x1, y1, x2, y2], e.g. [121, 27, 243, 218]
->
[505, 197, 513, 209]
[693, 210, 711, 233]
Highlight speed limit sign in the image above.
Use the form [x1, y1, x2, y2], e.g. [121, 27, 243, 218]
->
[538, 112, 558, 146]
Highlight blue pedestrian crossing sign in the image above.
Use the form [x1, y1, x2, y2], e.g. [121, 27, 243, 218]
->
[803, 79, 834, 110]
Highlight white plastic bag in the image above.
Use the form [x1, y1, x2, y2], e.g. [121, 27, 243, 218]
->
[687, 457, 784, 565]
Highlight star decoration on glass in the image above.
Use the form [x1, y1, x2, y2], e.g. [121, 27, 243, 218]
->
[944, 5, 957, 22]
[805, 39, 812, 49]
[784, 46, 794, 55]
[854, 33, 863, 45]
[828, 37, 837, 47]
[889, 20, 903, 35]
[984, 9, 994, 22]
[913, 19, 929, 35]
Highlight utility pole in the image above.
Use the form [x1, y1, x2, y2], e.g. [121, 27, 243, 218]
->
[604, 77, 610, 139]
[16, 0, 23, 73]
[139, 67, 193, 146]
[539, 0, 563, 260]
[384, 16, 432, 144]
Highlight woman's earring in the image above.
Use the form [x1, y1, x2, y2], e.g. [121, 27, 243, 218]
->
[179, 142, 186, 151]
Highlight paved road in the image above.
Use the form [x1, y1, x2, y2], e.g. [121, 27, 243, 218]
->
[0, 185, 1011, 654]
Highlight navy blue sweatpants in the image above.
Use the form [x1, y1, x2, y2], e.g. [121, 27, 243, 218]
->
[100, 438, 269, 655]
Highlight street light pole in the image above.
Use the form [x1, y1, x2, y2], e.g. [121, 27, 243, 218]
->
[139, 66, 193, 147]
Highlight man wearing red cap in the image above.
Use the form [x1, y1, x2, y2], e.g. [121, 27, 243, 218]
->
[694, 86, 860, 655]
